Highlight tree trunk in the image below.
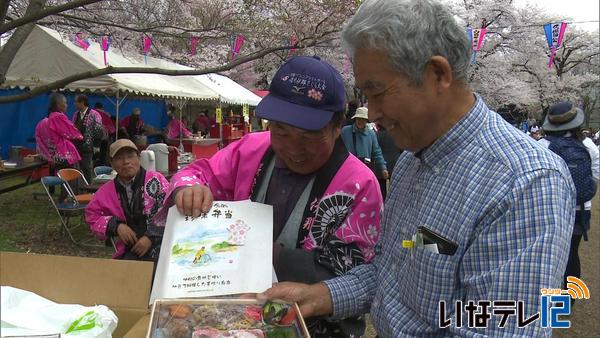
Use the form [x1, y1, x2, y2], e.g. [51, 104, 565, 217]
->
[0, 0, 47, 86]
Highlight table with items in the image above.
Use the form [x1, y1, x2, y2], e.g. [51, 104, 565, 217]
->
[0, 158, 48, 194]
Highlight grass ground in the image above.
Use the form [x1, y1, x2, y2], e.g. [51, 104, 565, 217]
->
[0, 182, 597, 337]
[0, 182, 112, 257]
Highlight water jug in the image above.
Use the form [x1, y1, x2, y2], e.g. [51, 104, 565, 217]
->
[147, 143, 169, 174]
[140, 150, 155, 172]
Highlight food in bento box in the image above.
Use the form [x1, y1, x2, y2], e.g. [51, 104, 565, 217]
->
[193, 328, 265, 337]
[160, 317, 194, 338]
[192, 304, 257, 330]
[170, 304, 193, 318]
[149, 300, 309, 338]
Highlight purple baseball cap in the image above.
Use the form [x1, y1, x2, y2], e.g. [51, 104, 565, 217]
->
[256, 56, 346, 131]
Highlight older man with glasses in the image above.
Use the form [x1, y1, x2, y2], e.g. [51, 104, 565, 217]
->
[261, 0, 575, 336]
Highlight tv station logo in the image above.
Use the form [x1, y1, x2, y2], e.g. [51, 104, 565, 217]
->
[439, 276, 590, 329]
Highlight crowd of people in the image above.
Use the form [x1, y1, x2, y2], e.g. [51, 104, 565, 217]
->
[34, 99, 198, 173]
[31, 0, 598, 336]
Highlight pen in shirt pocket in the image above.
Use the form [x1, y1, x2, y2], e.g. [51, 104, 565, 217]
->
[403, 226, 457, 255]
[402, 228, 434, 257]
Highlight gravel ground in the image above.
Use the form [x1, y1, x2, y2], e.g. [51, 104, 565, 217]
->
[554, 193, 600, 338]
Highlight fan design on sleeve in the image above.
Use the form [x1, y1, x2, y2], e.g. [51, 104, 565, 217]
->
[311, 193, 354, 247]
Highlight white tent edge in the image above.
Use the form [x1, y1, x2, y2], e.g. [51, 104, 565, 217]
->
[3, 25, 262, 106]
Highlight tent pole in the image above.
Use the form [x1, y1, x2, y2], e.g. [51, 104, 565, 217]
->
[115, 91, 120, 140]
[104, 93, 117, 141]
[219, 100, 223, 148]
[178, 100, 185, 152]
[113, 92, 128, 141]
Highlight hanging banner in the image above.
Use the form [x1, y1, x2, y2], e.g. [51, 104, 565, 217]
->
[229, 34, 237, 59]
[74, 32, 90, 51]
[287, 35, 299, 59]
[242, 104, 249, 118]
[190, 36, 200, 55]
[143, 35, 152, 64]
[216, 107, 222, 124]
[230, 33, 245, 61]
[467, 27, 487, 64]
[544, 22, 568, 69]
[100, 35, 111, 66]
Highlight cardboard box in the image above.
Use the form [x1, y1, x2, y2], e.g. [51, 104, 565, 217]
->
[0, 252, 154, 337]
[123, 314, 151, 338]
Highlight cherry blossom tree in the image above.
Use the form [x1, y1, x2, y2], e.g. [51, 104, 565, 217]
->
[0, 0, 357, 102]
[449, 0, 599, 123]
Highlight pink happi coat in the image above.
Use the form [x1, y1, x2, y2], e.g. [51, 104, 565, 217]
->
[166, 118, 193, 139]
[85, 170, 169, 258]
[121, 116, 144, 131]
[164, 132, 383, 274]
[72, 108, 106, 152]
[35, 112, 83, 165]
[98, 110, 116, 134]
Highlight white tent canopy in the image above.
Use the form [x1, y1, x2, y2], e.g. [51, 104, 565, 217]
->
[194, 74, 262, 106]
[145, 58, 262, 106]
[4, 25, 261, 105]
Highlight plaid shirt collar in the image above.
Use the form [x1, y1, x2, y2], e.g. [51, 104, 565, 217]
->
[418, 94, 487, 170]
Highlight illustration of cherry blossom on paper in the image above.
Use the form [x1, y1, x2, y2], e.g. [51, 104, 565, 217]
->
[227, 220, 251, 245]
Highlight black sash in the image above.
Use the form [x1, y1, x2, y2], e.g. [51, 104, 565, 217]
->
[73, 108, 89, 152]
[114, 168, 147, 238]
[250, 139, 349, 248]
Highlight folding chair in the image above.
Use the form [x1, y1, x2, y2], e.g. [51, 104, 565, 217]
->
[94, 166, 113, 177]
[57, 168, 94, 204]
[41, 176, 102, 247]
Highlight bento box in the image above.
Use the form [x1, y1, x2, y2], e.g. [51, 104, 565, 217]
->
[148, 298, 310, 338]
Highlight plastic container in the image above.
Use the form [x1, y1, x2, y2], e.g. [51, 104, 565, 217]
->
[147, 143, 169, 174]
[140, 150, 156, 172]
[9, 146, 23, 162]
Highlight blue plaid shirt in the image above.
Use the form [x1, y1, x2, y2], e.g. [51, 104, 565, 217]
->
[325, 95, 575, 337]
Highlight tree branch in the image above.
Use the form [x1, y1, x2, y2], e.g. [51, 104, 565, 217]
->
[0, 0, 47, 85]
[56, 13, 226, 37]
[0, 0, 10, 25]
[0, 0, 103, 35]
[0, 43, 312, 103]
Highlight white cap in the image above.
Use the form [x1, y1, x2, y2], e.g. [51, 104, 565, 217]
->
[351, 107, 369, 120]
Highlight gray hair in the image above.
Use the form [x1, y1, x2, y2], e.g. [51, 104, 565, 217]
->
[48, 92, 67, 114]
[342, 0, 472, 85]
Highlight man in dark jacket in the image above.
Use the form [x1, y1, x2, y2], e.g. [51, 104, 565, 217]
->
[377, 125, 402, 198]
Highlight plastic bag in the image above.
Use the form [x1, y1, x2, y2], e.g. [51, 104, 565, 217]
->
[1, 286, 118, 337]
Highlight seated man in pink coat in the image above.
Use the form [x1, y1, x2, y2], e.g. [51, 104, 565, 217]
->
[85, 139, 169, 263]
[161, 56, 383, 338]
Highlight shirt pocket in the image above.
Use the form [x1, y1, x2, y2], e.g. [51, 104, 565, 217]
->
[399, 245, 460, 323]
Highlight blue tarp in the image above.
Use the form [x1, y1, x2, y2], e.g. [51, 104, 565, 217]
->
[0, 89, 169, 158]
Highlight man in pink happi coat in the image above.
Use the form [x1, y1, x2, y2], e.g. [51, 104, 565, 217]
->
[85, 139, 169, 264]
[36, 93, 83, 168]
[162, 56, 383, 337]
[36, 93, 83, 201]
[72, 94, 106, 181]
